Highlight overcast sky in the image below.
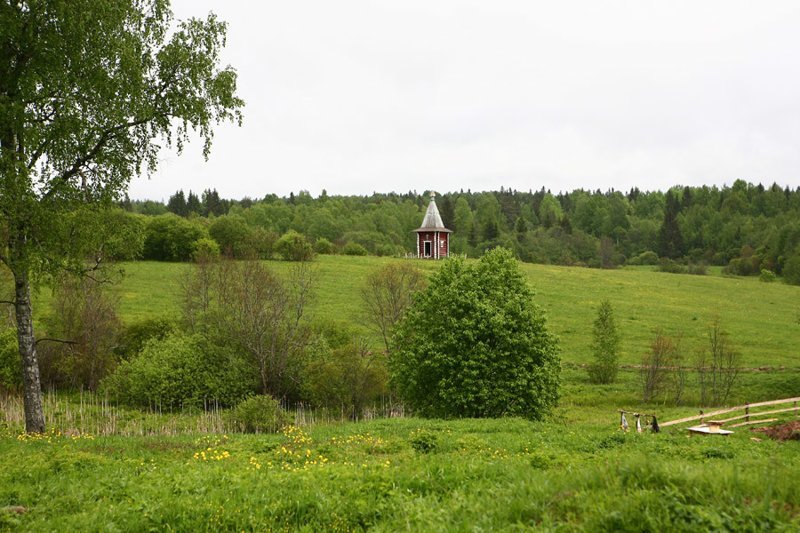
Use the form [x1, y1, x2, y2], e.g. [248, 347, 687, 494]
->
[128, 1, 800, 201]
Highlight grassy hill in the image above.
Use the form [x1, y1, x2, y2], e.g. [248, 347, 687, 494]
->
[90, 255, 800, 368]
[6, 255, 800, 530]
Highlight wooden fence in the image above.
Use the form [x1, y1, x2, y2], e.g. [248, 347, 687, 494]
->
[660, 397, 800, 429]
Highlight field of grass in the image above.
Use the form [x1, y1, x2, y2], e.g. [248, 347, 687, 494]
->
[8, 255, 798, 530]
[38, 255, 799, 368]
[1, 408, 799, 531]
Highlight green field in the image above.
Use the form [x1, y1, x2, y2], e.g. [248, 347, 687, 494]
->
[5, 255, 799, 530]
[1, 410, 799, 531]
[72, 255, 800, 368]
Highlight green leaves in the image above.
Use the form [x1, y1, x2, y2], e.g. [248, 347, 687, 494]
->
[390, 248, 560, 419]
[588, 299, 621, 384]
[2, 0, 243, 271]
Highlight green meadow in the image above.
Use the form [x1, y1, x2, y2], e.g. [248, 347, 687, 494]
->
[4, 255, 799, 531]
[1, 410, 799, 531]
[71, 255, 800, 368]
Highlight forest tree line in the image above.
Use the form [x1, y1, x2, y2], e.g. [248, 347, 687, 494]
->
[118, 180, 800, 283]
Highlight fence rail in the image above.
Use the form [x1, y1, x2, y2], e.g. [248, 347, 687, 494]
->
[660, 397, 800, 428]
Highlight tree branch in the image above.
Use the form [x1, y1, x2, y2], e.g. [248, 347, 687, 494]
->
[34, 337, 77, 346]
[41, 116, 156, 200]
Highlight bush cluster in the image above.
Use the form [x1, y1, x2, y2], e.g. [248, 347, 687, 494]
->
[225, 395, 290, 433]
[102, 333, 254, 409]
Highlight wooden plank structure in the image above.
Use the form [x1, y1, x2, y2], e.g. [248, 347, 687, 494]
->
[729, 418, 778, 428]
[657, 397, 800, 435]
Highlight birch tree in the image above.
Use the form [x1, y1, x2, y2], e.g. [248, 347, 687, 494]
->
[0, 0, 243, 431]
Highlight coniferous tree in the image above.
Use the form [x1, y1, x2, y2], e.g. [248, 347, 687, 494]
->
[186, 191, 202, 215]
[658, 190, 684, 258]
[439, 195, 455, 229]
[167, 190, 188, 217]
[202, 188, 222, 216]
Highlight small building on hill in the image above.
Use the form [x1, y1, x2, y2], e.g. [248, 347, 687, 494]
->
[414, 193, 451, 259]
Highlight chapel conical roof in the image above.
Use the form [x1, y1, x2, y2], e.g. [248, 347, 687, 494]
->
[414, 192, 452, 233]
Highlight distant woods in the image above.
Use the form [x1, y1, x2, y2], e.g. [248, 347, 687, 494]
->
[121, 181, 800, 283]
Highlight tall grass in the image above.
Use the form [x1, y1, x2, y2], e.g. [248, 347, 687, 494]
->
[0, 390, 226, 436]
[0, 390, 406, 436]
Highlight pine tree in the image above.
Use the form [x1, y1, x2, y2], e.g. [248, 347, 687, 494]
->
[658, 190, 684, 258]
[588, 300, 621, 384]
[167, 190, 188, 217]
[186, 191, 202, 215]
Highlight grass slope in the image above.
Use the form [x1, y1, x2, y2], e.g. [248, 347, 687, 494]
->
[7, 255, 800, 530]
[60, 255, 800, 368]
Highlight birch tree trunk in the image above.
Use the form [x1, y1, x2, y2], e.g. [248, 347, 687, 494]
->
[13, 269, 45, 433]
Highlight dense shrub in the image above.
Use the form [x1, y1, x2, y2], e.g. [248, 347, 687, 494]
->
[226, 395, 290, 433]
[656, 258, 687, 274]
[723, 256, 760, 276]
[191, 237, 221, 262]
[759, 269, 777, 283]
[687, 262, 708, 275]
[627, 250, 659, 266]
[246, 227, 278, 259]
[103, 333, 254, 409]
[375, 244, 401, 257]
[409, 430, 438, 453]
[275, 230, 314, 261]
[143, 214, 208, 261]
[342, 242, 368, 256]
[390, 248, 560, 419]
[208, 215, 253, 258]
[114, 318, 177, 360]
[341, 230, 393, 255]
[304, 336, 388, 418]
[313, 237, 335, 255]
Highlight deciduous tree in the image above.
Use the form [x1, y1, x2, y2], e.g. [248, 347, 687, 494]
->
[0, 0, 243, 431]
[360, 263, 426, 351]
[183, 259, 314, 400]
[587, 300, 620, 384]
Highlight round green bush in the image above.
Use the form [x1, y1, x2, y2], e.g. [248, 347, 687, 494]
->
[102, 333, 254, 409]
[226, 395, 290, 433]
[656, 258, 687, 274]
[636, 250, 659, 265]
[313, 237, 335, 255]
[342, 242, 368, 256]
[275, 230, 314, 261]
[191, 237, 221, 262]
[389, 247, 560, 419]
[687, 262, 708, 275]
[759, 269, 777, 283]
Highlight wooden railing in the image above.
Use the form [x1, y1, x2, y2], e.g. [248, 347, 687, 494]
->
[660, 397, 800, 428]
